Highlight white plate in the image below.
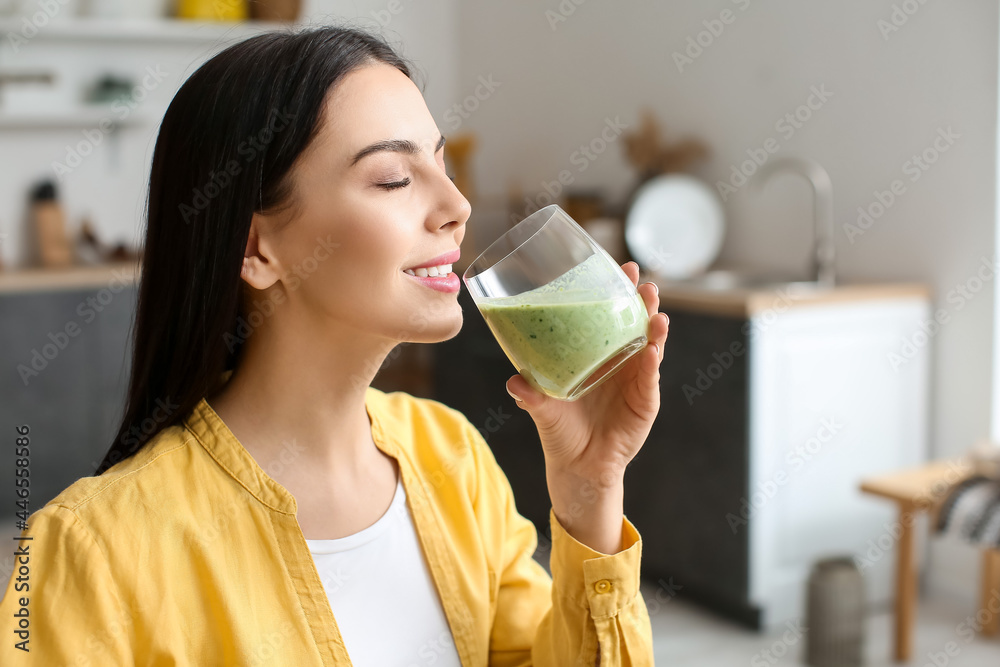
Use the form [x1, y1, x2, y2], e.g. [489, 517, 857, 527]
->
[624, 174, 725, 279]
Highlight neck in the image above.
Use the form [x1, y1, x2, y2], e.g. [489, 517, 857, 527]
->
[207, 307, 397, 476]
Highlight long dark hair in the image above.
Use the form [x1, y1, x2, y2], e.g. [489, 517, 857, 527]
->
[96, 27, 414, 475]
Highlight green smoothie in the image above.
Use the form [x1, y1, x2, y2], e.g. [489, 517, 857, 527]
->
[479, 292, 648, 399]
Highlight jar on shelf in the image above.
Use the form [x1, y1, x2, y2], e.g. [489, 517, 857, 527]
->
[176, 0, 247, 21]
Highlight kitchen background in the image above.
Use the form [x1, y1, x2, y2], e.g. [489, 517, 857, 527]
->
[1, 0, 998, 664]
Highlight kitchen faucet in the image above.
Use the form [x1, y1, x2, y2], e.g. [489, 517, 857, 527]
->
[756, 157, 836, 288]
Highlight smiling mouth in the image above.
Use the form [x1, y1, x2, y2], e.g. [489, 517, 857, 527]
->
[403, 263, 454, 278]
[403, 248, 461, 275]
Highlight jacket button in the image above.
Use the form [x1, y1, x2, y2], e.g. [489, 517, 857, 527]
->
[594, 579, 613, 594]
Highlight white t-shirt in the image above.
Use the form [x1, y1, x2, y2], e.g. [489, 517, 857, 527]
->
[304, 475, 462, 667]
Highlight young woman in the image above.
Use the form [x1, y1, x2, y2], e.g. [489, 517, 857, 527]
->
[2, 26, 668, 666]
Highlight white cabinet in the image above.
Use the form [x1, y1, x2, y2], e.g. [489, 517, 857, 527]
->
[748, 296, 930, 628]
[632, 281, 931, 631]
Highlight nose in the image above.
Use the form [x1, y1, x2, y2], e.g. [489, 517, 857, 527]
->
[429, 169, 471, 233]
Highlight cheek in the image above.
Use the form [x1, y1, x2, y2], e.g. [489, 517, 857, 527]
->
[282, 193, 419, 321]
[296, 219, 410, 311]
[287, 196, 396, 273]
[336, 217, 409, 278]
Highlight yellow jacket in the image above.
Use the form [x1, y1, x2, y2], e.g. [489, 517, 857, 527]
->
[1, 387, 654, 665]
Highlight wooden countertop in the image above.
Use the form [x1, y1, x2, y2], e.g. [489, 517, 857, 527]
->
[0, 261, 140, 294]
[643, 273, 930, 318]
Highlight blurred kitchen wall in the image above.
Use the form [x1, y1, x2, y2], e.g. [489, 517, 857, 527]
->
[450, 0, 998, 603]
[306, 0, 460, 128]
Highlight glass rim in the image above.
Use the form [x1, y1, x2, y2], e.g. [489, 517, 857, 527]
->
[462, 204, 566, 283]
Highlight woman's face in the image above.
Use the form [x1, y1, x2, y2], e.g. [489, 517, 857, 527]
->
[251, 62, 472, 346]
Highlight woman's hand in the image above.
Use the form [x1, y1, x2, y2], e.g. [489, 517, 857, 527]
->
[505, 261, 669, 554]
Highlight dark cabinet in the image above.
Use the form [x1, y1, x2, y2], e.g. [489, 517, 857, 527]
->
[0, 284, 136, 511]
[623, 310, 757, 627]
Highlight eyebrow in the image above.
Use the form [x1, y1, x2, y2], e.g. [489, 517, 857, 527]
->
[350, 134, 446, 166]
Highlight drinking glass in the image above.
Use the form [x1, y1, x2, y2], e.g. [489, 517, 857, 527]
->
[463, 204, 649, 401]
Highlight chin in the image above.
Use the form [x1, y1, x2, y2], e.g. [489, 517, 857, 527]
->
[407, 310, 463, 344]
[430, 316, 465, 344]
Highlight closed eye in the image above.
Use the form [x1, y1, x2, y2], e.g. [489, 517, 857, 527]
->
[377, 174, 455, 191]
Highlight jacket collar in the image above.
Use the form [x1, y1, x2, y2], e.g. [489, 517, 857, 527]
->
[182, 383, 397, 516]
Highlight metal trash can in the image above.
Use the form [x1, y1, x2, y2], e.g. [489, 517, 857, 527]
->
[804, 557, 865, 666]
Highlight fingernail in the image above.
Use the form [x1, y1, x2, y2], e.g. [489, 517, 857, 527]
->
[507, 386, 523, 402]
[653, 342, 660, 355]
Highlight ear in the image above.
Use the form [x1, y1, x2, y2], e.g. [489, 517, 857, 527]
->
[240, 213, 281, 291]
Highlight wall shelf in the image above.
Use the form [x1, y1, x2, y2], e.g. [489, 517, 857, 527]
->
[0, 17, 296, 44]
[0, 105, 154, 129]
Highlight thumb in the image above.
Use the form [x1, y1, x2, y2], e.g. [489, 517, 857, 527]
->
[506, 373, 560, 425]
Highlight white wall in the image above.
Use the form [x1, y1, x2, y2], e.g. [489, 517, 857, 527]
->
[452, 0, 997, 602]
[304, 0, 460, 121]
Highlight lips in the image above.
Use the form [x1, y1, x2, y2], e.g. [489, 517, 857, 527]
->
[404, 270, 461, 294]
[403, 248, 461, 271]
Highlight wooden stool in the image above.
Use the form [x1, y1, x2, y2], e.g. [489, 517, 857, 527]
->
[979, 540, 1000, 639]
[860, 459, 999, 662]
